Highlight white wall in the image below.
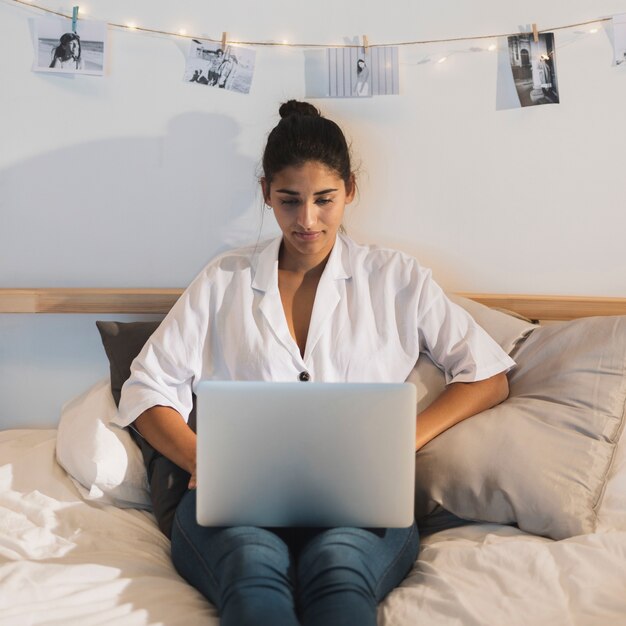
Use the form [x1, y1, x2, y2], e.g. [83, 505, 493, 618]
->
[2, 0, 626, 427]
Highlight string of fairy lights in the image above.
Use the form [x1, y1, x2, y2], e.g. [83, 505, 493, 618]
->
[7, 0, 613, 51]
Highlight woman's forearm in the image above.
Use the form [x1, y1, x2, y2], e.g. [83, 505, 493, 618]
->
[415, 372, 509, 450]
[133, 406, 197, 477]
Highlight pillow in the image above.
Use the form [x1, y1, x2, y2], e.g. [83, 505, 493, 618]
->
[407, 294, 536, 413]
[414, 315, 626, 540]
[96, 320, 194, 538]
[597, 420, 626, 531]
[95, 320, 161, 407]
[56, 378, 151, 509]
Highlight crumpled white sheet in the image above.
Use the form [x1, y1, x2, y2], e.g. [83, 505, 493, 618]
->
[0, 430, 215, 626]
[2, 429, 626, 626]
[381, 524, 626, 626]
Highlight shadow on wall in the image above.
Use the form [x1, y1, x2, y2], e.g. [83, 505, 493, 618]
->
[0, 112, 261, 287]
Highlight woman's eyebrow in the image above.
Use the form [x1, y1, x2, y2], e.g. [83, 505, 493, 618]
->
[275, 188, 339, 195]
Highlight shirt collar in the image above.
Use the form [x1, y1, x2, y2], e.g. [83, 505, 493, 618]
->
[250, 233, 352, 293]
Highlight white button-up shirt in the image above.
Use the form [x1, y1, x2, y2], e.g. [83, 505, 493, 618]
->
[116, 234, 514, 428]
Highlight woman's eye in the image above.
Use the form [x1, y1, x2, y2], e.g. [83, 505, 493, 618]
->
[278, 197, 333, 206]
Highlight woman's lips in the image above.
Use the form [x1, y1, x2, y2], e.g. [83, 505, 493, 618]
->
[293, 231, 321, 241]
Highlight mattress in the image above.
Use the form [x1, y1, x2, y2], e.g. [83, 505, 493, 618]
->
[2, 428, 626, 625]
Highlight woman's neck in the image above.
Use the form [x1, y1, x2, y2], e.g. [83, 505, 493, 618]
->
[277, 238, 335, 276]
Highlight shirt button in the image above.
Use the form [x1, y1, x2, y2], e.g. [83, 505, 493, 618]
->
[298, 371, 310, 382]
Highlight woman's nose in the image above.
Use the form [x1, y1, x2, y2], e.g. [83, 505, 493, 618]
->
[297, 202, 316, 229]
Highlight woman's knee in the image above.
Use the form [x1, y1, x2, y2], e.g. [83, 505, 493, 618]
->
[298, 530, 377, 594]
[297, 525, 419, 601]
[220, 528, 294, 580]
[172, 493, 292, 590]
[203, 528, 296, 616]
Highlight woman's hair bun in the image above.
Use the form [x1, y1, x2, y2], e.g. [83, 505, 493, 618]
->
[279, 100, 320, 119]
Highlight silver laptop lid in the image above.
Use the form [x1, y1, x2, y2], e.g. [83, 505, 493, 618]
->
[195, 381, 416, 528]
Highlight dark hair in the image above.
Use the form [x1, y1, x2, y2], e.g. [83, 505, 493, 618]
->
[262, 100, 352, 189]
[51, 32, 81, 63]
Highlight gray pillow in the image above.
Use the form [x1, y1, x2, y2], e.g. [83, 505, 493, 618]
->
[95, 321, 161, 407]
[414, 315, 626, 540]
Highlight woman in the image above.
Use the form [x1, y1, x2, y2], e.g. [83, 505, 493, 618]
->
[116, 100, 513, 626]
[49, 32, 83, 70]
[354, 58, 370, 96]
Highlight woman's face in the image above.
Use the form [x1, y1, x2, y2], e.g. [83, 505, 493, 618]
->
[69, 39, 79, 56]
[262, 161, 354, 269]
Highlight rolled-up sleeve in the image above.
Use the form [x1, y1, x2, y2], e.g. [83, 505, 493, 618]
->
[113, 270, 211, 429]
[416, 270, 515, 384]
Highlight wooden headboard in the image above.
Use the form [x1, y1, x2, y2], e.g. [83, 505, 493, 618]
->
[2, 288, 625, 430]
[1, 289, 626, 320]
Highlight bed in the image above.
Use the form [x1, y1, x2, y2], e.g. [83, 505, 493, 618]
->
[1, 288, 626, 625]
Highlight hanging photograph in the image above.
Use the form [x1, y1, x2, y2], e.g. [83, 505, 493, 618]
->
[505, 32, 559, 107]
[327, 46, 398, 98]
[33, 16, 106, 75]
[184, 40, 256, 94]
[613, 14, 626, 66]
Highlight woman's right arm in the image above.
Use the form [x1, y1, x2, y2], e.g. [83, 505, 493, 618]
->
[134, 405, 198, 488]
[117, 266, 215, 489]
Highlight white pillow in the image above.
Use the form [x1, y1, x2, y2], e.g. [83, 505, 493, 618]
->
[56, 378, 151, 509]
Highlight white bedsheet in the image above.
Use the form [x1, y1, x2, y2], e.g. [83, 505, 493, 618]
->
[1, 429, 626, 626]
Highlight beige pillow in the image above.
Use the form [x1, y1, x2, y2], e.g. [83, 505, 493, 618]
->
[414, 315, 626, 540]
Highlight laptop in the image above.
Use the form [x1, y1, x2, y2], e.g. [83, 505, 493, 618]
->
[195, 381, 416, 528]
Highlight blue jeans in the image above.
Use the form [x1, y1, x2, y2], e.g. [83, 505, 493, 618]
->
[171, 490, 419, 626]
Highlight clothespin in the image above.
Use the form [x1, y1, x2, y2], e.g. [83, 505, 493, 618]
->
[531, 23, 539, 43]
[72, 6, 79, 33]
[221, 32, 227, 52]
[362, 35, 369, 54]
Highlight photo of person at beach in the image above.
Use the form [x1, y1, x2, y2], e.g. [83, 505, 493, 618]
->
[34, 16, 106, 75]
[184, 41, 256, 94]
[49, 32, 83, 70]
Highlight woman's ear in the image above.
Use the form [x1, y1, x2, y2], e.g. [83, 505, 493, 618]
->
[260, 178, 270, 204]
[345, 174, 356, 203]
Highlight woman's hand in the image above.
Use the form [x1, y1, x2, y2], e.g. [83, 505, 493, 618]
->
[188, 463, 197, 490]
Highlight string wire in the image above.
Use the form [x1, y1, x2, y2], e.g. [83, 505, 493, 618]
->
[8, 0, 611, 48]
